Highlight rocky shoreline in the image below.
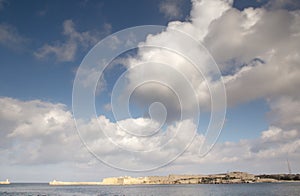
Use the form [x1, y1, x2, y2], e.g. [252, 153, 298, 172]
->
[100, 172, 272, 185]
[49, 172, 300, 186]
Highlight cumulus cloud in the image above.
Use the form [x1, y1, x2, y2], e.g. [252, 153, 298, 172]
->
[74, 113, 199, 170]
[199, 3, 300, 149]
[0, 97, 81, 165]
[119, 0, 232, 121]
[121, 0, 300, 130]
[173, 125, 300, 174]
[110, 0, 300, 172]
[203, 5, 300, 105]
[1, 97, 300, 174]
[34, 20, 111, 62]
[0, 97, 197, 170]
[2, 0, 300, 176]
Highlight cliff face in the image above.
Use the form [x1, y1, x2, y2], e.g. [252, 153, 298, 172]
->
[100, 172, 260, 185]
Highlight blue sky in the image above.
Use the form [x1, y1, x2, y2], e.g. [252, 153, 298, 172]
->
[0, 0, 191, 105]
[1, 0, 300, 182]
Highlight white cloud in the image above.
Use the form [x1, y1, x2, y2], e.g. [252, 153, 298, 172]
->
[1, 97, 300, 175]
[159, 0, 184, 19]
[267, 97, 300, 130]
[77, 115, 198, 170]
[135, 0, 300, 128]
[261, 126, 298, 141]
[108, 0, 300, 172]
[132, 0, 300, 112]
[114, 0, 232, 126]
[197, 3, 300, 171]
[265, 0, 300, 10]
[0, 97, 198, 170]
[174, 125, 300, 174]
[2, 0, 300, 178]
[203, 6, 300, 106]
[0, 97, 82, 165]
[0, 23, 27, 49]
[34, 20, 111, 62]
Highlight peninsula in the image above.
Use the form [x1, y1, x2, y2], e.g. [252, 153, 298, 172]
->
[49, 172, 300, 186]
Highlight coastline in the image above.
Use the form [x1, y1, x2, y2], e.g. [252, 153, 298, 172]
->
[48, 172, 300, 186]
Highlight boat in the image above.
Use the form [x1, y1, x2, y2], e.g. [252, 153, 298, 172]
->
[0, 179, 10, 185]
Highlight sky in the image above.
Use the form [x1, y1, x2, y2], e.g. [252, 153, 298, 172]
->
[0, 0, 300, 182]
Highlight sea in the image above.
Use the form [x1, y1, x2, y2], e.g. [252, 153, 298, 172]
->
[0, 182, 299, 196]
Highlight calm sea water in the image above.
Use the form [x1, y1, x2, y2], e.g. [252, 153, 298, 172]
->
[0, 182, 299, 196]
